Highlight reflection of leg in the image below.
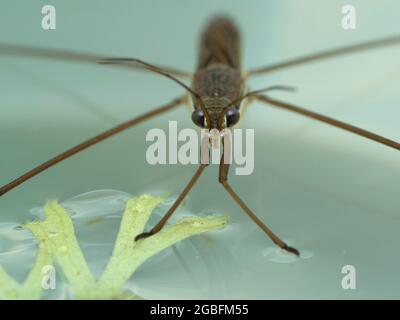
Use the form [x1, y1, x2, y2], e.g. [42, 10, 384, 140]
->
[219, 154, 299, 256]
[135, 164, 209, 241]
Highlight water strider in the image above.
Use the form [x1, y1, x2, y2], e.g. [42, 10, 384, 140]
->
[1, 16, 400, 256]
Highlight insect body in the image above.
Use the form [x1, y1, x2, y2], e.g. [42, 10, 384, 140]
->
[1, 16, 400, 256]
[192, 17, 243, 129]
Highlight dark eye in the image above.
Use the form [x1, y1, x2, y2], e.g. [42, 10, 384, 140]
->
[191, 109, 205, 128]
[226, 107, 240, 127]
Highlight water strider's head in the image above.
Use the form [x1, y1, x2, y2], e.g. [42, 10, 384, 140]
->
[191, 65, 244, 130]
[191, 97, 241, 129]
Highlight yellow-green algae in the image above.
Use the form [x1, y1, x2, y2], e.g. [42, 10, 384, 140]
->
[0, 195, 228, 300]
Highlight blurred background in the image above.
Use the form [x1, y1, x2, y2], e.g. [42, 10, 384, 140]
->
[1, 0, 400, 299]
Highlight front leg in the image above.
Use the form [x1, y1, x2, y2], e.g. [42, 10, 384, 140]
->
[219, 152, 299, 256]
[135, 163, 208, 241]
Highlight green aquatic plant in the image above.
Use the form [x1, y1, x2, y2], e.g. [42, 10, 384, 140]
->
[0, 195, 228, 300]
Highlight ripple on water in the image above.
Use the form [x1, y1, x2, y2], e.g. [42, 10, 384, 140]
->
[0, 222, 36, 261]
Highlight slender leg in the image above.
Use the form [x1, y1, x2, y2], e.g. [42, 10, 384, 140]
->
[0, 44, 192, 78]
[245, 35, 400, 77]
[218, 152, 299, 256]
[255, 94, 400, 151]
[135, 163, 208, 241]
[0, 95, 186, 197]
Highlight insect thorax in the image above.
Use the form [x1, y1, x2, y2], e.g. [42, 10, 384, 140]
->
[192, 64, 243, 111]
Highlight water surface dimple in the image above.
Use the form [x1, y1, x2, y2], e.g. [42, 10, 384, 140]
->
[262, 246, 314, 263]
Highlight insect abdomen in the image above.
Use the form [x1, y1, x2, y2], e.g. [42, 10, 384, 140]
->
[197, 16, 241, 70]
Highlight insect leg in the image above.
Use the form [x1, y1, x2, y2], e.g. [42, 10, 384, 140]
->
[254, 94, 400, 151]
[245, 35, 400, 77]
[218, 151, 300, 256]
[135, 163, 208, 241]
[0, 95, 187, 198]
[0, 44, 192, 79]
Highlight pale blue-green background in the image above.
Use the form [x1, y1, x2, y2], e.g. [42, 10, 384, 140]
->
[1, 0, 400, 299]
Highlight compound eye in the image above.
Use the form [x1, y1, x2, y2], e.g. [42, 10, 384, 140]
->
[226, 107, 240, 127]
[191, 109, 205, 128]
